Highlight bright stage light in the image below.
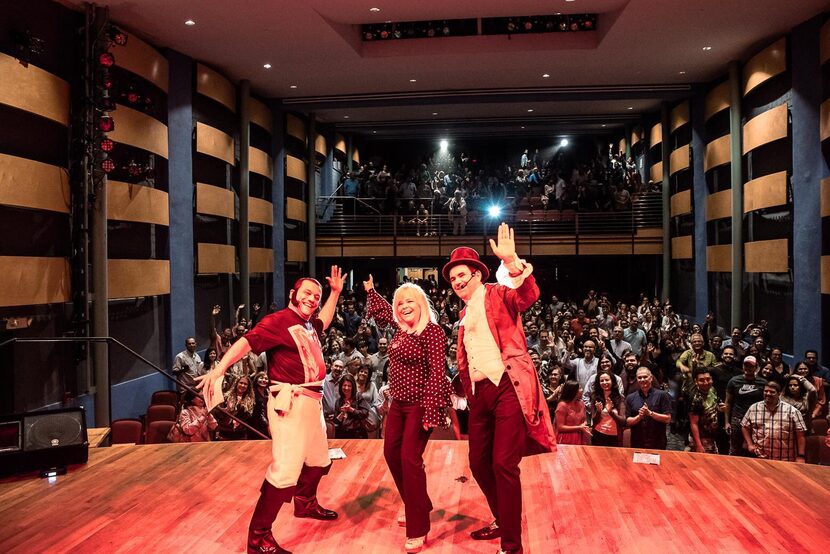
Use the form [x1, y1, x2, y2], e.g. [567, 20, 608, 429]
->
[560, 138, 569, 147]
[487, 205, 502, 218]
[439, 139, 449, 150]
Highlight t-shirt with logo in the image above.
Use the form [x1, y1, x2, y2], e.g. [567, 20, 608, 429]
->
[245, 308, 326, 384]
[726, 375, 767, 422]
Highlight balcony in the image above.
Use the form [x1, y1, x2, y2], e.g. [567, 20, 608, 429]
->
[315, 193, 664, 258]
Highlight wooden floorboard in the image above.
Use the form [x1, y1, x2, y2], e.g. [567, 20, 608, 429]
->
[1, 439, 829, 553]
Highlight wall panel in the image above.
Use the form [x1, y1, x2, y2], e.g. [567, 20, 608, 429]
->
[197, 243, 236, 274]
[670, 190, 691, 217]
[706, 245, 732, 272]
[287, 240, 308, 262]
[108, 259, 170, 299]
[249, 146, 273, 179]
[669, 144, 690, 175]
[744, 239, 789, 273]
[705, 189, 732, 221]
[249, 97, 273, 133]
[114, 34, 168, 92]
[704, 134, 731, 171]
[286, 197, 307, 222]
[670, 101, 690, 132]
[196, 122, 235, 165]
[286, 155, 307, 183]
[287, 114, 306, 143]
[743, 171, 788, 213]
[250, 247, 274, 273]
[742, 103, 788, 155]
[196, 183, 236, 219]
[110, 105, 169, 158]
[0, 256, 70, 307]
[705, 81, 730, 121]
[650, 161, 663, 184]
[650, 123, 662, 148]
[0, 53, 70, 126]
[196, 63, 236, 112]
[671, 235, 693, 259]
[249, 197, 273, 226]
[108, 180, 169, 226]
[0, 153, 70, 213]
[743, 38, 787, 97]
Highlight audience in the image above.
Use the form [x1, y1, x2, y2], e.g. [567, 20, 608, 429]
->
[161, 278, 828, 467]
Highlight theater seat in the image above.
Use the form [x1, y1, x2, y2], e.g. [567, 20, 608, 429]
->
[805, 435, 822, 464]
[111, 418, 143, 444]
[812, 418, 828, 437]
[150, 390, 178, 407]
[145, 420, 175, 444]
[145, 404, 176, 425]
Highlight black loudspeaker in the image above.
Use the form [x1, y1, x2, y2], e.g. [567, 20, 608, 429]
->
[0, 407, 89, 476]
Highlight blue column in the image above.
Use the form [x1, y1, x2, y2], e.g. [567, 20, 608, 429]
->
[272, 109, 286, 308]
[166, 50, 195, 360]
[691, 91, 709, 322]
[791, 16, 825, 356]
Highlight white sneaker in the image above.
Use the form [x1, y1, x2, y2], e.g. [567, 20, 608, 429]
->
[404, 535, 426, 553]
[397, 514, 406, 526]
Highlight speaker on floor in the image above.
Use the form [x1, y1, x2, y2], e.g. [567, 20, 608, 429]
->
[0, 407, 89, 476]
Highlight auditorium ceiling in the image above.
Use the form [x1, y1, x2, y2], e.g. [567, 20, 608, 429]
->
[58, 0, 829, 136]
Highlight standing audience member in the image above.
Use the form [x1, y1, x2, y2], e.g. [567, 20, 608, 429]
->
[589, 369, 626, 447]
[686, 369, 720, 454]
[323, 360, 345, 420]
[792, 361, 826, 419]
[724, 356, 767, 456]
[250, 372, 271, 439]
[625, 367, 672, 450]
[741, 382, 807, 462]
[172, 337, 203, 395]
[209, 305, 233, 360]
[334, 374, 371, 439]
[555, 381, 592, 445]
[780, 374, 817, 435]
[623, 319, 647, 357]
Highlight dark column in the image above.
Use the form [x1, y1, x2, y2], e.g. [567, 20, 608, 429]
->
[166, 50, 196, 365]
[272, 109, 286, 308]
[239, 80, 250, 321]
[661, 103, 671, 300]
[307, 114, 317, 277]
[691, 91, 709, 321]
[728, 61, 743, 329]
[791, 16, 825, 356]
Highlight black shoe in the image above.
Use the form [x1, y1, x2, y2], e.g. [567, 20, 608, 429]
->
[294, 503, 338, 520]
[247, 530, 292, 554]
[470, 521, 501, 541]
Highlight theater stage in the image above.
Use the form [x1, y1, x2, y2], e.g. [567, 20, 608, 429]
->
[1, 439, 828, 553]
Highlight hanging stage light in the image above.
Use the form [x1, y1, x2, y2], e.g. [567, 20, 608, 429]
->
[127, 160, 142, 177]
[108, 26, 128, 46]
[98, 115, 114, 132]
[101, 158, 115, 173]
[98, 52, 115, 67]
[100, 138, 114, 152]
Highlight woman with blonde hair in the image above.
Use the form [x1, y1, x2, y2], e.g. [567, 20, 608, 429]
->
[365, 275, 450, 553]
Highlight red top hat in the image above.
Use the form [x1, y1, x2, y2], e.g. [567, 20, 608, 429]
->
[442, 246, 490, 282]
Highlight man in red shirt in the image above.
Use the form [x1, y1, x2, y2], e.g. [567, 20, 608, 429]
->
[198, 267, 346, 554]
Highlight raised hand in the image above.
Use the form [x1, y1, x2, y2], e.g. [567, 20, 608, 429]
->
[363, 274, 374, 292]
[488, 222, 516, 262]
[326, 265, 347, 295]
[211, 305, 221, 316]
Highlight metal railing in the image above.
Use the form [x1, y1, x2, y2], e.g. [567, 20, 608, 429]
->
[0, 337, 268, 439]
[316, 193, 663, 238]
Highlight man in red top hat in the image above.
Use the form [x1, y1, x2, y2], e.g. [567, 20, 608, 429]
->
[443, 223, 556, 554]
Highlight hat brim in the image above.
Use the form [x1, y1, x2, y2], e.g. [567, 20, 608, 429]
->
[442, 258, 490, 283]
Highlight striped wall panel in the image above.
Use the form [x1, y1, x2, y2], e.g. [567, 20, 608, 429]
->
[649, 123, 662, 148]
[196, 122, 235, 165]
[743, 171, 788, 213]
[706, 245, 732, 273]
[114, 34, 168, 92]
[0, 153, 70, 214]
[110, 104, 169, 158]
[249, 146, 273, 179]
[705, 81, 730, 121]
[197, 243, 237, 274]
[108, 259, 170, 299]
[671, 236, 693, 259]
[334, 134, 346, 155]
[249, 97, 273, 133]
[249, 197, 273, 226]
[669, 144, 690, 175]
[670, 101, 690, 132]
[315, 134, 326, 156]
[107, 180, 169, 226]
[823, 256, 830, 295]
[287, 114, 306, 143]
[704, 134, 731, 171]
[0, 52, 70, 126]
[286, 155, 307, 183]
[743, 103, 788, 155]
[286, 198, 307, 222]
[705, 189, 732, 222]
[286, 240, 307, 262]
[196, 183, 236, 219]
[744, 239, 789, 273]
[0, 256, 70, 307]
[250, 247, 274, 273]
[743, 38, 786, 97]
[196, 63, 236, 112]
[821, 176, 830, 218]
[650, 161, 663, 184]
[670, 190, 691, 217]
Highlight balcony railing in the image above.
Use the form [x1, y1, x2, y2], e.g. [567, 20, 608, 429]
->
[316, 192, 663, 238]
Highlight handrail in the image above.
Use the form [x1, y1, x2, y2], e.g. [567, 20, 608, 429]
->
[0, 336, 269, 440]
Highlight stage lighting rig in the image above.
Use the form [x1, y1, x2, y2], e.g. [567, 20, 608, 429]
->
[10, 28, 45, 68]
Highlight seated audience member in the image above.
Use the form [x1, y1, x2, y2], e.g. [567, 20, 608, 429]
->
[168, 391, 217, 443]
[323, 359, 345, 419]
[589, 369, 626, 447]
[215, 375, 255, 440]
[555, 380, 592, 445]
[172, 337, 203, 395]
[741, 381, 807, 463]
[724, 356, 766, 456]
[250, 371, 271, 439]
[792, 360, 826, 419]
[686, 368, 721, 454]
[355, 362, 381, 435]
[334, 374, 371, 439]
[780, 374, 817, 435]
[625, 367, 672, 450]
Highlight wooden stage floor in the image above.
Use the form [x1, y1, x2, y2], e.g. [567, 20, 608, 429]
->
[1, 439, 829, 553]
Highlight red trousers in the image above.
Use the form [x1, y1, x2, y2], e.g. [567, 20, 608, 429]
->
[468, 374, 526, 553]
[383, 399, 433, 538]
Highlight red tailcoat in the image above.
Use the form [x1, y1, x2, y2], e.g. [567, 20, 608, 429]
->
[456, 274, 557, 455]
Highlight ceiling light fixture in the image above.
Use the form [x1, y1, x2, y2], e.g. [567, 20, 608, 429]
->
[527, 109, 534, 112]
[185, 19, 196, 26]
[369, 7, 380, 12]
[263, 63, 271, 69]
[678, 70, 686, 75]
[343, 115, 350, 119]
[627, 106, 633, 110]
[409, 78, 417, 82]
[702, 46, 712, 51]
[542, 73, 550, 78]
[432, 112, 438, 116]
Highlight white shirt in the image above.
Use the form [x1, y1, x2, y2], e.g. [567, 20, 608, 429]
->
[461, 285, 505, 387]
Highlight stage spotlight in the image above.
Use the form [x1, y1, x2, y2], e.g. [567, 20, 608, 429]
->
[99, 96, 116, 112]
[98, 52, 115, 67]
[98, 115, 114, 132]
[100, 158, 115, 173]
[127, 160, 142, 177]
[108, 26, 128, 46]
[560, 138, 569, 147]
[100, 138, 114, 152]
[487, 205, 502, 218]
[439, 139, 449, 150]
[101, 75, 114, 90]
